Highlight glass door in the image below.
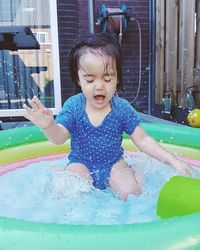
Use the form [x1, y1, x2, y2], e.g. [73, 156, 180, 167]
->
[0, 0, 61, 117]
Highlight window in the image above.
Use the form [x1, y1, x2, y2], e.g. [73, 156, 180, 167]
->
[37, 32, 47, 44]
[0, 0, 61, 118]
[34, 32, 48, 44]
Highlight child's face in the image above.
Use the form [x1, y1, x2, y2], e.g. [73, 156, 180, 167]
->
[78, 51, 117, 110]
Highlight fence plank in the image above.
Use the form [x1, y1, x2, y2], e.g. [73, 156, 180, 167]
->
[165, 0, 178, 104]
[196, 0, 200, 68]
[155, 0, 199, 108]
[179, 0, 196, 106]
[195, 0, 200, 106]
[155, 0, 165, 104]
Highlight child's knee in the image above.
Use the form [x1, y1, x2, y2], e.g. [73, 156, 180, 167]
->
[121, 184, 142, 200]
[50, 168, 92, 199]
[132, 183, 142, 196]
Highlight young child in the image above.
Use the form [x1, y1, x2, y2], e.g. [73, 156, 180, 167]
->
[23, 32, 192, 200]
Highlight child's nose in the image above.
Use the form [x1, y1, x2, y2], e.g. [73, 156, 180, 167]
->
[95, 80, 104, 90]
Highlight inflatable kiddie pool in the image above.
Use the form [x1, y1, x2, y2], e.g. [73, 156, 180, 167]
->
[0, 122, 200, 250]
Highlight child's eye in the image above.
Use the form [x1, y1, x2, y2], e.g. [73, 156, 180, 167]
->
[104, 78, 111, 83]
[86, 79, 94, 83]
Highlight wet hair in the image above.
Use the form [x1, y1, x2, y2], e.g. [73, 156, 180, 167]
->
[68, 32, 124, 93]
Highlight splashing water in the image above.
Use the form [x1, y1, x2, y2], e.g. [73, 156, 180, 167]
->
[0, 152, 199, 225]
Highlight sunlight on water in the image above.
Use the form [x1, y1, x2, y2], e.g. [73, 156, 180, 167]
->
[0, 152, 199, 225]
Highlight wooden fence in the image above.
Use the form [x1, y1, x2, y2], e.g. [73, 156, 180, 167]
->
[155, 0, 200, 108]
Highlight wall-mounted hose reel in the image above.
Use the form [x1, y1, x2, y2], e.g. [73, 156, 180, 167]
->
[96, 3, 142, 106]
[96, 4, 129, 44]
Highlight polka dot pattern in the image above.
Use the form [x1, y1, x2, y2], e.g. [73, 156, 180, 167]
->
[56, 93, 141, 165]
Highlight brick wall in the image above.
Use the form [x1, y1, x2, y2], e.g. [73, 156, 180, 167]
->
[57, 0, 149, 112]
[57, 0, 79, 101]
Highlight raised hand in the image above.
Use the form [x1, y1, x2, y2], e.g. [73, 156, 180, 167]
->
[23, 96, 54, 129]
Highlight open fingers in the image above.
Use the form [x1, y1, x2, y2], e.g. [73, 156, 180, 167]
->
[32, 96, 45, 109]
[23, 103, 34, 114]
[23, 96, 44, 113]
[27, 98, 39, 112]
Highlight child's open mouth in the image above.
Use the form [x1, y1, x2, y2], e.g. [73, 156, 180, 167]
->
[94, 95, 105, 103]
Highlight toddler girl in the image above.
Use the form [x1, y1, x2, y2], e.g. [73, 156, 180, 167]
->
[23, 32, 191, 200]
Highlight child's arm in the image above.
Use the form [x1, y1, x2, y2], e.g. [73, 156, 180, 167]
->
[23, 96, 69, 144]
[130, 125, 192, 176]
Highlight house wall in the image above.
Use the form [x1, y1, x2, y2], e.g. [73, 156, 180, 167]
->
[57, 0, 149, 112]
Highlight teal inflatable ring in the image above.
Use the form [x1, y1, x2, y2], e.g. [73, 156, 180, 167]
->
[0, 123, 200, 250]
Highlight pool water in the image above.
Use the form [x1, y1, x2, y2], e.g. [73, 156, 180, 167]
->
[0, 152, 199, 225]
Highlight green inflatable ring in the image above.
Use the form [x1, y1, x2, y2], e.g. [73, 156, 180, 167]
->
[0, 122, 200, 250]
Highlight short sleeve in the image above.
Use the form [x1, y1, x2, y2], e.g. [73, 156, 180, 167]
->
[119, 98, 141, 135]
[55, 94, 84, 134]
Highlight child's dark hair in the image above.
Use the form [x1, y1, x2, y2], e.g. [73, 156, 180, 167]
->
[68, 32, 124, 93]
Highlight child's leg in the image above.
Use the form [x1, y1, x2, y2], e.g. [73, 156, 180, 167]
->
[109, 159, 142, 200]
[67, 163, 93, 181]
[50, 163, 93, 198]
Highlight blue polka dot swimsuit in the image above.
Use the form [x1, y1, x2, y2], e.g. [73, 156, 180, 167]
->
[56, 93, 141, 189]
